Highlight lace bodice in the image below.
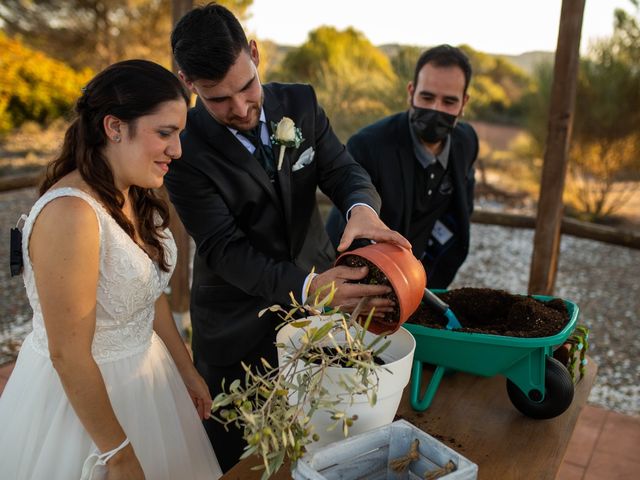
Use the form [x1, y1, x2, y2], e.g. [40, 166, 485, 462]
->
[21, 187, 177, 363]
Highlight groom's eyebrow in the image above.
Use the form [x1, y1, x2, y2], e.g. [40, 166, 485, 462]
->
[203, 75, 256, 102]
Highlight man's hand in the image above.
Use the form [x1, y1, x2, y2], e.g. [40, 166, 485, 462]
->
[338, 205, 411, 252]
[309, 265, 395, 317]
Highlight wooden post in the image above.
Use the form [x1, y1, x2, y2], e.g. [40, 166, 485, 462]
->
[167, 0, 194, 313]
[162, 195, 191, 313]
[528, 0, 586, 295]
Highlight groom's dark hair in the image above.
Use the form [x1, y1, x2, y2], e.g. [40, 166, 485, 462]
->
[171, 2, 249, 82]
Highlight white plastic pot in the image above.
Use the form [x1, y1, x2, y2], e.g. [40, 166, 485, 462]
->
[276, 315, 416, 449]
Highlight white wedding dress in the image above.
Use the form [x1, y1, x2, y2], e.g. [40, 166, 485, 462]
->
[0, 188, 222, 479]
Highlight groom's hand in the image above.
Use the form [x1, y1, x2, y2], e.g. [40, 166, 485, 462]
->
[338, 205, 411, 252]
[309, 265, 395, 317]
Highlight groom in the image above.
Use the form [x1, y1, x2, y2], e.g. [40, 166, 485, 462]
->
[166, 3, 410, 471]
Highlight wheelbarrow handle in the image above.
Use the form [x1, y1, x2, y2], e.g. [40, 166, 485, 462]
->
[410, 359, 447, 411]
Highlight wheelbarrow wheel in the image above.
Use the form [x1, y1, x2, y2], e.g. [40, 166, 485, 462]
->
[506, 356, 574, 419]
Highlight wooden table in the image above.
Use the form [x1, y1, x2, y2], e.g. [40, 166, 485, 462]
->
[222, 358, 597, 480]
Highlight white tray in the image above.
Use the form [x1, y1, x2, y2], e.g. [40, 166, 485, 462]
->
[292, 419, 478, 479]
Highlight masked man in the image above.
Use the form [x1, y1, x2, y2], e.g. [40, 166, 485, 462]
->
[327, 44, 478, 288]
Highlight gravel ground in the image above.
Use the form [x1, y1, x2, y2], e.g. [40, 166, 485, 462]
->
[1, 187, 638, 416]
[0, 188, 38, 360]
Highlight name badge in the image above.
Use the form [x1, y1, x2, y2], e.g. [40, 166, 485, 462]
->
[431, 220, 453, 245]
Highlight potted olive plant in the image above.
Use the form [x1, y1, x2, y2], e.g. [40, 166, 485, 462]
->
[211, 283, 416, 479]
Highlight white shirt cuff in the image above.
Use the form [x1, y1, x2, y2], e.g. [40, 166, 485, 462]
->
[346, 203, 377, 221]
[301, 272, 318, 304]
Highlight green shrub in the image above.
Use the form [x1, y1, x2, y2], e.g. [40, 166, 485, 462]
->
[0, 32, 92, 134]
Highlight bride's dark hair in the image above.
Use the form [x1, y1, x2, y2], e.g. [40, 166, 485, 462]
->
[40, 59, 189, 272]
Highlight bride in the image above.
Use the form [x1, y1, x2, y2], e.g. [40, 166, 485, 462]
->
[0, 60, 222, 479]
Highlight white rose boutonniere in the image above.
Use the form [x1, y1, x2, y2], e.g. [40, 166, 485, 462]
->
[270, 117, 304, 170]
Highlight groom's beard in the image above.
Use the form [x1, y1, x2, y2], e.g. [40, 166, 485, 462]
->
[225, 91, 264, 131]
[227, 105, 260, 131]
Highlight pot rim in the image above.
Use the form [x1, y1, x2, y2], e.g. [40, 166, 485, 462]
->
[335, 244, 426, 333]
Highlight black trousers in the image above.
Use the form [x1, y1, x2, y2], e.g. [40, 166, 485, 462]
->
[195, 332, 278, 473]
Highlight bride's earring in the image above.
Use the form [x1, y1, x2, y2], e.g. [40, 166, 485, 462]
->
[113, 134, 121, 143]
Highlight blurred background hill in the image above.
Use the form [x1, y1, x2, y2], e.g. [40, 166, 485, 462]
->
[2, 0, 638, 226]
[498, 51, 555, 74]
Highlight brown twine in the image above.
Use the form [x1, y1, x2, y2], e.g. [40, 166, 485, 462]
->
[389, 438, 420, 472]
[424, 459, 457, 479]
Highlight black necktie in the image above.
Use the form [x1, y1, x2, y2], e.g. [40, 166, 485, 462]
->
[240, 123, 276, 181]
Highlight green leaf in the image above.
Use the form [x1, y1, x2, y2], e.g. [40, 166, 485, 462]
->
[283, 307, 299, 322]
[373, 340, 391, 357]
[311, 320, 334, 342]
[267, 450, 285, 479]
[239, 444, 258, 459]
[211, 393, 233, 409]
[290, 320, 312, 328]
[316, 283, 336, 308]
[260, 357, 272, 370]
[362, 307, 374, 331]
[258, 304, 282, 317]
[367, 333, 389, 349]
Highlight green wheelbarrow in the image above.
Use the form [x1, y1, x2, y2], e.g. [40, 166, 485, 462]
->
[403, 293, 579, 419]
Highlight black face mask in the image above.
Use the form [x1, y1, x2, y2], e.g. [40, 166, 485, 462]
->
[410, 106, 457, 143]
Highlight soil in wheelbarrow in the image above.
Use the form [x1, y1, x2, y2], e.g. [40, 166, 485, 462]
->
[409, 287, 569, 337]
[342, 256, 400, 325]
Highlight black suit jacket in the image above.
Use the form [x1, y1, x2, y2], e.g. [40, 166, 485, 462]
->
[165, 83, 380, 366]
[326, 111, 477, 288]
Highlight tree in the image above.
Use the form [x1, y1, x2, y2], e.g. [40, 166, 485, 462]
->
[0, 32, 92, 134]
[276, 26, 398, 141]
[256, 39, 283, 82]
[521, 61, 554, 158]
[0, 0, 253, 70]
[461, 46, 534, 124]
[523, 0, 640, 220]
[385, 44, 422, 113]
[565, 0, 640, 219]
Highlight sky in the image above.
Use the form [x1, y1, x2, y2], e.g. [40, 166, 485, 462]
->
[246, 0, 633, 56]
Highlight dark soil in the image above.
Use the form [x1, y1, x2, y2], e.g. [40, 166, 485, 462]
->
[394, 412, 464, 450]
[431, 433, 464, 450]
[341, 255, 400, 325]
[409, 287, 569, 338]
[303, 346, 386, 367]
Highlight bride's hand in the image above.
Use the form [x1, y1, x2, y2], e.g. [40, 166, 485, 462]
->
[106, 444, 145, 479]
[182, 368, 213, 421]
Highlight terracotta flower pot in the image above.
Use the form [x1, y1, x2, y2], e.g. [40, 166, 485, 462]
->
[335, 243, 426, 334]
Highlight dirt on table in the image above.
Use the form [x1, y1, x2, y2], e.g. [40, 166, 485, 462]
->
[409, 287, 569, 338]
[341, 255, 400, 325]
